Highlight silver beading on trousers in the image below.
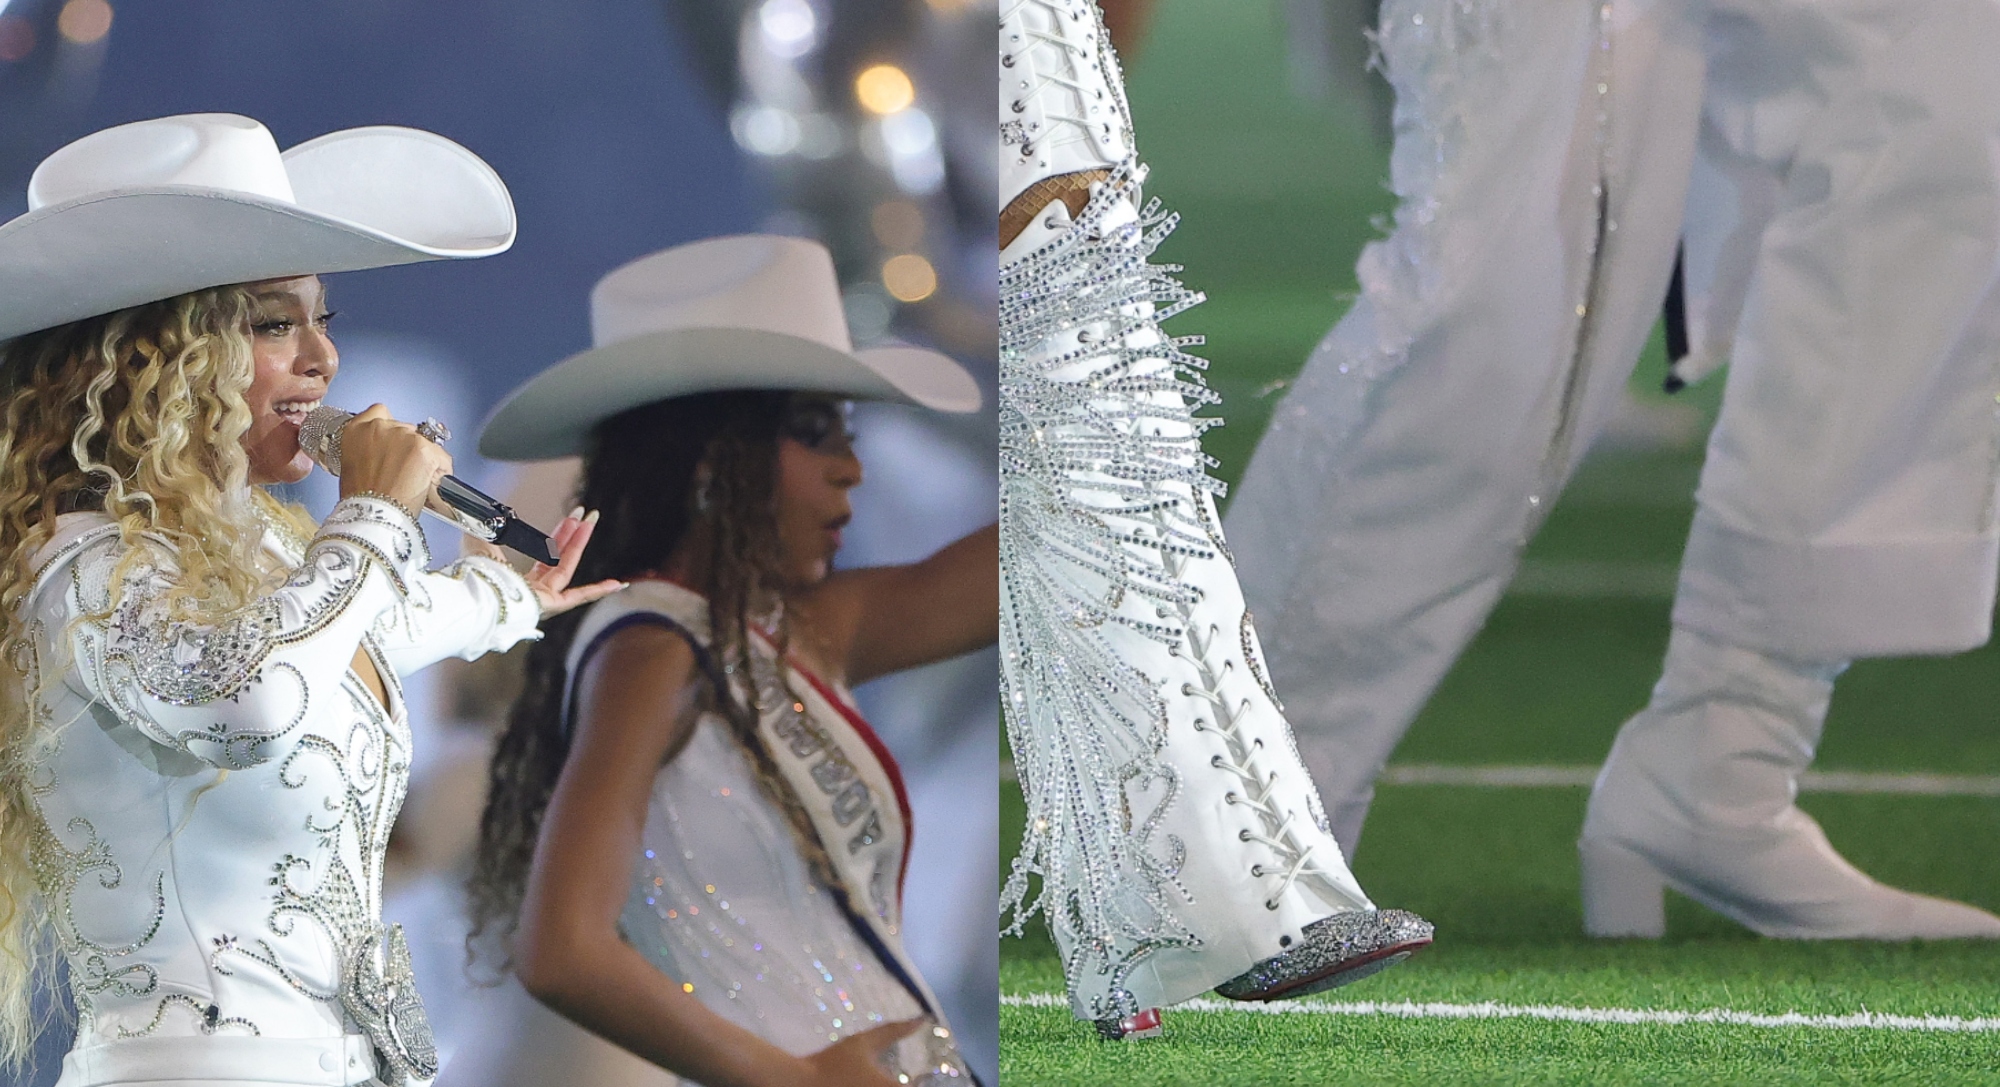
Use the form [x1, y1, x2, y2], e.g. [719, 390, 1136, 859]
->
[999, 160, 1226, 1017]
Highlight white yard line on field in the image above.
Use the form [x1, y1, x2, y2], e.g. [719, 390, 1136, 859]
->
[1000, 761, 2000, 796]
[1380, 764, 2000, 796]
[1000, 992, 2000, 1032]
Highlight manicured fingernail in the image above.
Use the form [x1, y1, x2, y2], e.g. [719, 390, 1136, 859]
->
[617, 581, 631, 589]
[584, 509, 601, 525]
[568, 506, 585, 521]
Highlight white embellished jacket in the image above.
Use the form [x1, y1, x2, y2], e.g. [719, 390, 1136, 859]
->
[20, 496, 538, 1086]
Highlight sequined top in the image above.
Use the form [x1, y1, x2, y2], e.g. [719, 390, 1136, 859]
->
[568, 581, 967, 1084]
[20, 496, 540, 1085]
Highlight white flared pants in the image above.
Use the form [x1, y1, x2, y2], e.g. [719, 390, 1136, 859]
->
[1226, 0, 2000, 852]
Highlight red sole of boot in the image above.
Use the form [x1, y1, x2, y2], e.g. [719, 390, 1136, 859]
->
[1230, 937, 1434, 1003]
[1095, 1007, 1165, 1040]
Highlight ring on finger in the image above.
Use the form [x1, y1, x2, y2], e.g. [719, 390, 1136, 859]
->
[416, 418, 452, 444]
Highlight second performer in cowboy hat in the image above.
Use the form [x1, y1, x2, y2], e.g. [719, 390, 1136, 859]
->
[0, 113, 620, 1087]
[453, 235, 994, 1087]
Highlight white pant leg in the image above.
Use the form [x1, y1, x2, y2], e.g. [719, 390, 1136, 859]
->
[1226, 0, 1707, 852]
[1676, 0, 2000, 659]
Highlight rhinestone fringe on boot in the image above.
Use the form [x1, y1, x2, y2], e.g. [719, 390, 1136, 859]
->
[998, 0, 1433, 1021]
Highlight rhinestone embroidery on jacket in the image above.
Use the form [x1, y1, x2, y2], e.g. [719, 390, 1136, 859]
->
[18, 501, 450, 1080]
[115, 992, 260, 1038]
[30, 816, 167, 1016]
[97, 536, 368, 715]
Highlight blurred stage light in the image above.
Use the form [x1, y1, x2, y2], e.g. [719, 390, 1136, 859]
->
[879, 108, 944, 194]
[854, 64, 914, 115]
[880, 107, 936, 156]
[843, 282, 895, 343]
[731, 104, 803, 156]
[882, 254, 938, 303]
[871, 200, 926, 250]
[0, 16, 33, 61]
[57, 0, 112, 44]
[757, 0, 817, 60]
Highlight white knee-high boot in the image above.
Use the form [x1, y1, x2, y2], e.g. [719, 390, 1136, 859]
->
[1581, 626, 2000, 939]
[998, 0, 1430, 1027]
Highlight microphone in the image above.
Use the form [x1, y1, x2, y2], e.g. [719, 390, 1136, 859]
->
[298, 406, 560, 566]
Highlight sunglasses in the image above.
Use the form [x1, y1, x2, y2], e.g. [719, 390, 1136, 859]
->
[779, 397, 855, 453]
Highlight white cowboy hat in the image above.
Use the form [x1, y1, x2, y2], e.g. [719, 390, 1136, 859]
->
[478, 234, 982, 461]
[0, 112, 515, 342]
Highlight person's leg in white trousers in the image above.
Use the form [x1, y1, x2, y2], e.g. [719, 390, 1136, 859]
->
[1229, 0, 1707, 855]
[1228, 0, 2000, 938]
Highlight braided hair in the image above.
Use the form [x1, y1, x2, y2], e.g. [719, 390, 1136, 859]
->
[464, 390, 842, 972]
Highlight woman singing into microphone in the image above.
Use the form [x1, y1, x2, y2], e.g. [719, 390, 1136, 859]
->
[456, 236, 993, 1087]
[0, 114, 617, 1087]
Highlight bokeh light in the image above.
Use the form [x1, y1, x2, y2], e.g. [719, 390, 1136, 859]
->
[757, 0, 816, 59]
[882, 254, 938, 303]
[731, 104, 802, 156]
[854, 64, 914, 115]
[842, 282, 894, 343]
[57, 0, 113, 44]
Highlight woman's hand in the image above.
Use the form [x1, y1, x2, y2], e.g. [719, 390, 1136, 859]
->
[337, 404, 453, 517]
[522, 507, 626, 617]
[458, 507, 624, 618]
[795, 1019, 926, 1086]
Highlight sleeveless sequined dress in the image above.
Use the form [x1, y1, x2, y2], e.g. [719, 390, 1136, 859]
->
[460, 580, 968, 1086]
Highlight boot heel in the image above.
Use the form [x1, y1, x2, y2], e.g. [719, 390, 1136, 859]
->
[1580, 838, 1666, 938]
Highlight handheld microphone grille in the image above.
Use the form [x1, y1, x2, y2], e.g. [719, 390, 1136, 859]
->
[298, 406, 356, 475]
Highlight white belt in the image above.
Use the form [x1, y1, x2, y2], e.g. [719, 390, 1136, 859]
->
[58, 1034, 382, 1086]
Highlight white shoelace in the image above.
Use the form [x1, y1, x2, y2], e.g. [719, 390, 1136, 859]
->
[1169, 558, 1330, 910]
[1002, 0, 1105, 154]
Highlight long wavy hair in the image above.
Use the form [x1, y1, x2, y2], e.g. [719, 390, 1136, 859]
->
[0, 286, 299, 1070]
[465, 390, 842, 973]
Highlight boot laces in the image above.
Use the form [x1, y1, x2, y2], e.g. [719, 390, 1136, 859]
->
[1002, 0, 1108, 152]
[1170, 555, 1329, 910]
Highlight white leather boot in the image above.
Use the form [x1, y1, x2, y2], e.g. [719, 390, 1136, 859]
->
[999, 0, 1431, 1031]
[1000, 0, 1131, 227]
[1581, 626, 2000, 939]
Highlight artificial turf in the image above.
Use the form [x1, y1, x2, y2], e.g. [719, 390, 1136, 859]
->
[1001, 780, 2000, 1085]
[998, 1, 2000, 1082]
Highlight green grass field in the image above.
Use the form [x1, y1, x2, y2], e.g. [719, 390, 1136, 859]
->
[999, 2, 2000, 1082]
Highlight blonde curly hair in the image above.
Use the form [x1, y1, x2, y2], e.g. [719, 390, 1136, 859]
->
[0, 285, 306, 1068]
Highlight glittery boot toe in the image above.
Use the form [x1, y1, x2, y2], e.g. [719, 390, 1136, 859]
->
[1213, 909, 1434, 1002]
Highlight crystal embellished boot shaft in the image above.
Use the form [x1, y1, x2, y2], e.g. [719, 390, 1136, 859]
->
[998, 0, 1431, 1023]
